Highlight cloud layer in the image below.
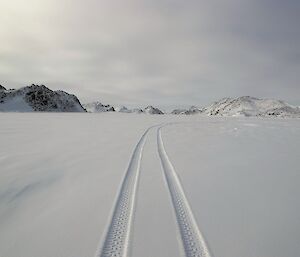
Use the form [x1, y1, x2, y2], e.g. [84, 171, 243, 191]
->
[0, 0, 299, 106]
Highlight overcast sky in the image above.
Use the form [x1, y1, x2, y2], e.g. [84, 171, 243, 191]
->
[0, 0, 299, 106]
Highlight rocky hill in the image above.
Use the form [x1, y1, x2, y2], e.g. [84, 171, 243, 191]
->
[0, 84, 86, 112]
[143, 106, 164, 114]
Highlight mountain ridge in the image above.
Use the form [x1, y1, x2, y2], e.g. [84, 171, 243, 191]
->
[1, 84, 299, 117]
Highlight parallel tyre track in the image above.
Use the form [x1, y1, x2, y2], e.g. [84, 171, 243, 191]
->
[157, 127, 212, 257]
[95, 127, 151, 257]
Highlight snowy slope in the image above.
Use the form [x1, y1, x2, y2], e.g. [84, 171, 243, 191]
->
[0, 94, 34, 112]
[0, 85, 86, 112]
[205, 96, 300, 117]
[0, 113, 299, 257]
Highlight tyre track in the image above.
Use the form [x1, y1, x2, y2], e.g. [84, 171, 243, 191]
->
[95, 127, 151, 257]
[157, 127, 212, 257]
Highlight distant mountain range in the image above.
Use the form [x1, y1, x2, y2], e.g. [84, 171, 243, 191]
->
[0, 84, 299, 117]
[171, 106, 204, 115]
[83, 102, 164, 114]
[84, 96, 300, 117]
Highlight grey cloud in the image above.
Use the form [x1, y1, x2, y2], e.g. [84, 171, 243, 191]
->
[0, 0, 299, 106]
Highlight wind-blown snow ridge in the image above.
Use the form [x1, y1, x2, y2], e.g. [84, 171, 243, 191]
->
[95, 127, 152, 257]
[157, 127, 212, 257]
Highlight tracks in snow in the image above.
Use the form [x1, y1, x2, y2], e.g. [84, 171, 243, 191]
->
[95, 125, 213, 257]
[157, 127, 212, 257]
[95, 127, 151, 257]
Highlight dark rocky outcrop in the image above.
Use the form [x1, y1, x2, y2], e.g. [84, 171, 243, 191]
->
[0, 84, 86, 112]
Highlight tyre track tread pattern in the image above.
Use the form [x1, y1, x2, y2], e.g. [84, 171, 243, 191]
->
[157, 127, 212, 257]
[96, 128, 150, 257]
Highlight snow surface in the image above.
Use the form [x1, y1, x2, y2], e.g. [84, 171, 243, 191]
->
[0, 113, 299, 257]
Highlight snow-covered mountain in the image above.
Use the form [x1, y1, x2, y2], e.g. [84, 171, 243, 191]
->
[172, 106, 203, 115]
[143, 106, 164, 114]
[114, 106, 144, 113]
[205, 96, 300, 117]
[0, 84, 86, 112]
[83, 102, 115, 113]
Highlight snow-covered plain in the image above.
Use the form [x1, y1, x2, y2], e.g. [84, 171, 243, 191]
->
[0, 113, 299, 257]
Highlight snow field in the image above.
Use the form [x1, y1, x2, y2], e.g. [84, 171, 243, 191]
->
[0, 113, 299, 257]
